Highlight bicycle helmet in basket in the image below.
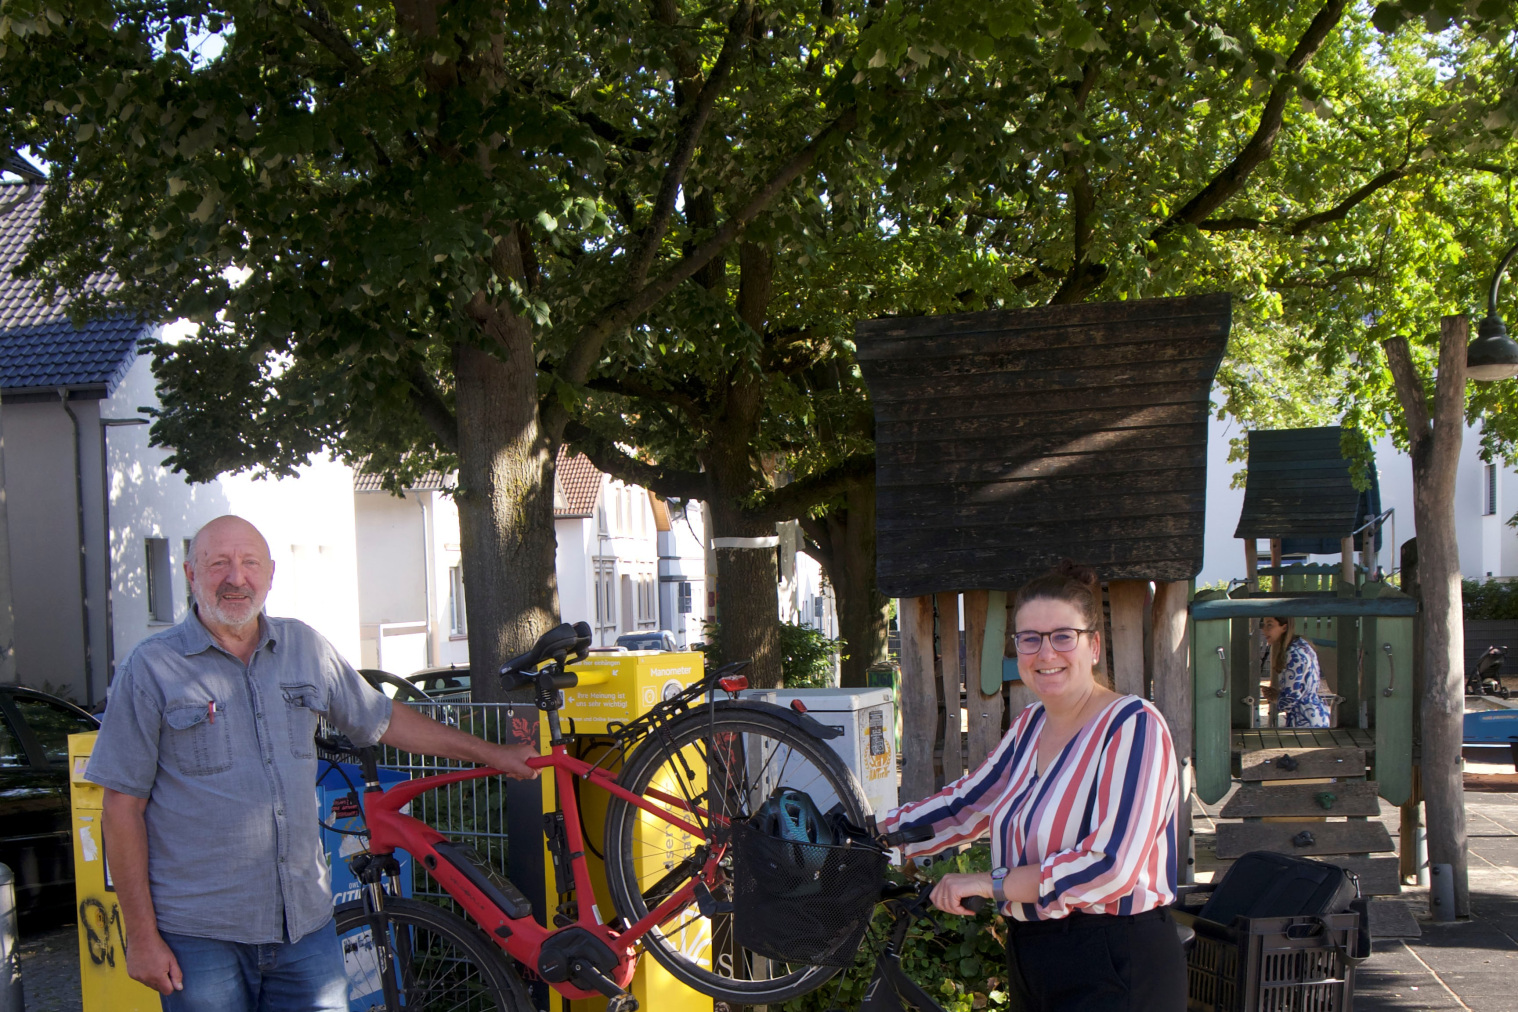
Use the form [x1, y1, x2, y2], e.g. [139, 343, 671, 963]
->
[753, 787, 835, 848]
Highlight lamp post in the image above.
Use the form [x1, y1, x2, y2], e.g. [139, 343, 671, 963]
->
[1467, 238, 1518, 381]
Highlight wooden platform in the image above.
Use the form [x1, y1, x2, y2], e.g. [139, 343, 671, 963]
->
[1232, 728, 1375, 751]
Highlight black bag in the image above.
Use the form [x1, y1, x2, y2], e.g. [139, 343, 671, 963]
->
[1200, 851, 1361, 925]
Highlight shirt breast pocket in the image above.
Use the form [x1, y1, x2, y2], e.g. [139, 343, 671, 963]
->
[281, 683, 325, 759]
[163, 702, 233, 776]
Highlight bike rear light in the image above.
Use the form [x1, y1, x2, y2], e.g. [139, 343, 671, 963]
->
[790, 698, 808, 713]
[718, 675, 748, 692]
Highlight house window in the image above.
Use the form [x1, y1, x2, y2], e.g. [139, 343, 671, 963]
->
[146, 538, 174, 622]
[1486, 463, 1498, 516]
[448, 566, 467, 635]
[678, 582, 692, 615]
[637, 569, 657, 629]
[594, 560, 618, 643]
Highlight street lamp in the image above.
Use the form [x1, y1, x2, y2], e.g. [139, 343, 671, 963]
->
[1467, 238, 1518, 381]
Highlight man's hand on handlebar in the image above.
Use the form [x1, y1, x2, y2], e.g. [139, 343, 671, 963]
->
[477, 740, 541, 780]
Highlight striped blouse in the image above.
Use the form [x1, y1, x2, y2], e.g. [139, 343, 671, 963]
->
[878, 694, 1179, 921]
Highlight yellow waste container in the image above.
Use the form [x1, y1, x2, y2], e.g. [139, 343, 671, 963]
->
[68, 731, 160, 1012]
[539, 651, 713, 1012]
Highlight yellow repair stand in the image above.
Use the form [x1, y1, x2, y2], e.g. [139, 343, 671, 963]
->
[68, 731, 160, 1012]
[539, 651, 713, 1012]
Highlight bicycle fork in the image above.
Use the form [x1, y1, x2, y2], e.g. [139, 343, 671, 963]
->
[861, 903, 949, 1012]
[350, 850, 408, 1011]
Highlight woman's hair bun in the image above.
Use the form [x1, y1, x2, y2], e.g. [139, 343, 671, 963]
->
[1054, 559, 1099, 591]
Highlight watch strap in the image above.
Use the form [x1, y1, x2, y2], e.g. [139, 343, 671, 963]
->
[991, 866, 1009, 905]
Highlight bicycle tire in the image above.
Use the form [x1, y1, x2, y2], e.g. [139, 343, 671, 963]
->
[334, 897, 534, 1012]
[602, 705, 872, 1004]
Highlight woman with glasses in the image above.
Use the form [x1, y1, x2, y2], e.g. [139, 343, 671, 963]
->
[877, 562, 1184, 1010]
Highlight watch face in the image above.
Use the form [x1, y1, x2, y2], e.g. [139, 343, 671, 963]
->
[991, 866, 1009, 879]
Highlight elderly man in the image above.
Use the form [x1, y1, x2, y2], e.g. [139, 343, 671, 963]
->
[85, 515, 539, 1011]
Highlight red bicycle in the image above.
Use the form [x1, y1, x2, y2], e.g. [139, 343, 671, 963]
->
[323, 621, 871, 1011]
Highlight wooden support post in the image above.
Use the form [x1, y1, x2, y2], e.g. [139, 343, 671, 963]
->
[1108, 581, 1147, 698]
[1244, 539, 1259, 590]
[1003, 594, 1039, 717]
[1270, 538, 1282, 573]
[963, 590, 1004, 769]
[1400, 766, 1427, 885]
[1152, 581, 1193, 883]
[1337, 536, 1360, 729]
[898, 595, 937, 804]
[936, 592, 964, 783]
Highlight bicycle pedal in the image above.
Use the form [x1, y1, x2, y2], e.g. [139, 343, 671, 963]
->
[606, 995, 639, 1012]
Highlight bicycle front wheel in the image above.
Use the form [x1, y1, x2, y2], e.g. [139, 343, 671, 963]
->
[334, 897, 534, 1012]
[602, 705, 872, 1005]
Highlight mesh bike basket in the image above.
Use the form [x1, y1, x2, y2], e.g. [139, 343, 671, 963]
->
[730, 819, 887, 967]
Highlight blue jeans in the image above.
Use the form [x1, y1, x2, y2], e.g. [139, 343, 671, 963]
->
[159, 918, 347, 1012]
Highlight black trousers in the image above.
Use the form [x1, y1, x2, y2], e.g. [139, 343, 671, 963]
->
[1004, 908, 1187, 1011]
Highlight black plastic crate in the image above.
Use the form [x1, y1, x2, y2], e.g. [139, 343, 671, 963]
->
[1179, 907, 1359, 1012]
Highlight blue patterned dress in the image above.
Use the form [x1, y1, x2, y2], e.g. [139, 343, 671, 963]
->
[1277, 637, 1331, 728]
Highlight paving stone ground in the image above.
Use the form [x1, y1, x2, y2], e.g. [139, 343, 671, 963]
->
[16, 925, 82, 1012]
[1194, 767, 1518, 1011]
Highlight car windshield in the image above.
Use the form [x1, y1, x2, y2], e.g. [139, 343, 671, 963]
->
[11, 697, 96, 765]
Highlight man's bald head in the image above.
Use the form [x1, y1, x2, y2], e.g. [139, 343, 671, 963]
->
[185, 516, 274, 635]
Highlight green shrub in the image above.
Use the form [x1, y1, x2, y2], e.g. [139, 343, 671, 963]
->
[699, 621, 845, 688]
[780, 847, 1011, 1012]
[1463, 579, 1518, 620]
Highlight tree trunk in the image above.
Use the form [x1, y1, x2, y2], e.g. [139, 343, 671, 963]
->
[805, 475, 889, 688]
[703, 243, 782, 687]
[708, 502, 782, 688]
[1384, 316, 1468, 918]
[455, 227, 563, 713]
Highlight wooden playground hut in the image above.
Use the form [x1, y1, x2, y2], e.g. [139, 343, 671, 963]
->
[1195, 425, 1413, 897]
[856, 293, 1231, 879]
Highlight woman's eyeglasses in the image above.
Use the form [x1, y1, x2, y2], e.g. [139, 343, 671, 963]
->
[1012, 628, 1095, 655]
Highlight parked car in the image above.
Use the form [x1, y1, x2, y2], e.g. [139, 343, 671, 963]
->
[404, 666, 472, 703]
[358, 668, 439, 704]
[615, 630, 679, 652]
[0, 685, 100, 928]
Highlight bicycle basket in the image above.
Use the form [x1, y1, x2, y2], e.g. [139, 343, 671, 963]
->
[730, 812, 887, 966]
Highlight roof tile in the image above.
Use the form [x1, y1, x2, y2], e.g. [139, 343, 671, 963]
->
[0, 182, 144, 394]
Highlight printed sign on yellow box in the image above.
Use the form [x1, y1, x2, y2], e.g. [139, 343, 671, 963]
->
[538, 651, 713, 1012]
[68, 731, 161, 1012]
[558, 651, 704, 732]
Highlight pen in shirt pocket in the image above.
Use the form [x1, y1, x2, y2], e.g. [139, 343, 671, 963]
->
[208, 699, 216, 725]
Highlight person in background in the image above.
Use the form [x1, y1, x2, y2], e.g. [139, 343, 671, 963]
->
[877, 561, 1184, 1011]
[85, 515, 541, 1012]
[1261, 615, 1331, 728]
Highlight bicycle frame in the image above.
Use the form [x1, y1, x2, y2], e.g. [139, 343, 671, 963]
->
[358, 739, 729, 1002]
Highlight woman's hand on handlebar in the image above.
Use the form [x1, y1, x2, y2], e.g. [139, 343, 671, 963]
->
[929, 872, 995, 916]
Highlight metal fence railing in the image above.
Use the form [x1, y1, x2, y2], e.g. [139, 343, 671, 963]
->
[322, 702, 519, 912]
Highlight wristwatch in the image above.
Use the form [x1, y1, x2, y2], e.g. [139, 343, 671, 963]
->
[990, 866, 1010, 905]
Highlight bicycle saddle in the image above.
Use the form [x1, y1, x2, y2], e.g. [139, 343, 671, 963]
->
[501, 621, 593, 675]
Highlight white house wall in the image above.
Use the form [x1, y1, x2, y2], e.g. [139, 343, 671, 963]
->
[658, 501, 707, 649]
[101, 348, 362, 674]
[2, 394, 107, 703]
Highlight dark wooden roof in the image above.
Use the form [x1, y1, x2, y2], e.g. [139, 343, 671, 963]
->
[858, 294, 1231, 598]
[1234, 426, 1378, 546]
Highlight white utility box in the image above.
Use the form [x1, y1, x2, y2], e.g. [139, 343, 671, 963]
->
[738, 687, 897, 818]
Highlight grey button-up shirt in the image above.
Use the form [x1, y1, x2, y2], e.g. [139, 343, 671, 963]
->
[85, 612, 392, 944]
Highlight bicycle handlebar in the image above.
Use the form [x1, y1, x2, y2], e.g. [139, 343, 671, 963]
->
[880, 823, 934, 848]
